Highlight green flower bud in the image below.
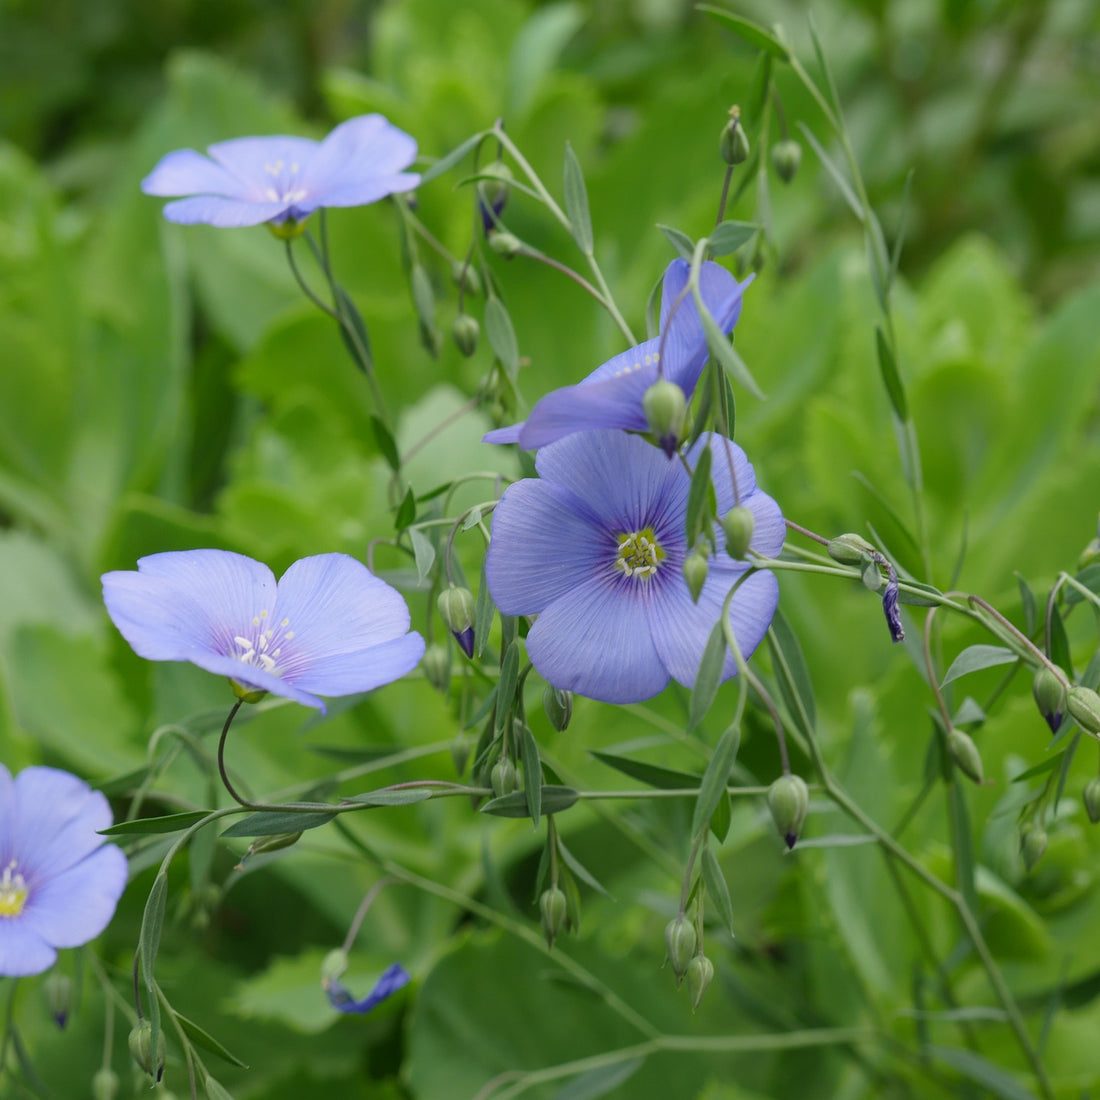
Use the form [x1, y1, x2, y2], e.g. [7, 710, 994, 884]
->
[719, 107, 750, 166]
[826, 533, 876, 566]
[642, 379, 687, 457]
[452, 313, 480, 357]
[542, 685, 573, 732]
[238, 831, 302, 869]
[1020, 823, 1048, 872]
[664, 916, 697, 984]
[721, 506, 755, 560]
[42, 971, 71, 1028]
[1068, 686, 1100, 737]
[128, 1020, 165, 1082]
[229, 680, 267, 705]
[771, 139, 802, 184]
[686, 954, 715, 1011]
[477, 161, 513, 220]
[539, 886, 568, 947]
[451, 261, 482, 297]
[437, 586, 477, 658]
[1083, 777, 1100, 825]
[488, 231, 522, 258]
[320, 949, 349, 986]
[682, 549, 709, 605]
[92, 1067, 120, 1100]
[767, 774, 810, 850]
[946, 728, 984, 785]
[491, 757, 520, 798]
[1032, 666, 1066, 734]
[422, 643, 451, 693]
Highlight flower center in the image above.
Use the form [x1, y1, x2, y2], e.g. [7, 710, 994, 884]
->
[613, 350, 659, 378]
[0, 861, 28, 918]
[614, 527, 664, 580]
[262, 159, 307, 205]
[233, 610, 295, 677]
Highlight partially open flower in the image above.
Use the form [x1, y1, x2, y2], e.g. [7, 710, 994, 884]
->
[323, 962, 411, 1014]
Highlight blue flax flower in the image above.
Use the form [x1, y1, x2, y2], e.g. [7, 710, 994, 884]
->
[102, 550, 425, 712]
[325, 962, 411, 1014]
[485, 430, 783, 703]
[0, 766, 128, 977]
[483, 259, 750, 451]
[142, 114, 419, 228]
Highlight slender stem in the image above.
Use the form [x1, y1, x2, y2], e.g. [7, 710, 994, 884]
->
[714, 165, 734, 227]
[285, 240, 339, 319]
[342, 877, 397, 953]
[400, 396, 481, 469]
[514, 244, 604, 301]
[784, 518, 831, 546]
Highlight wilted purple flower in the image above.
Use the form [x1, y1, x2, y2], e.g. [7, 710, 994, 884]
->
[324, 962, 410, 1014]
[0, 766, 128, 977]
[485, 430, 783, 703]
[483, 259, 750, 451]
[142, 114, 419, 228]
[102, 550, 425, 712]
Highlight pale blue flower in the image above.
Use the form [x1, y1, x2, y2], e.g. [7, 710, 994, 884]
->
[485, 430, 783, 703]
[102, 550, 425, 712]
[142, 114, 419, 228]
[0, 766, 128, 977]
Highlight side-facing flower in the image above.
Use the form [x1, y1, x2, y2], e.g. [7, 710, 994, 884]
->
[142, 114, 419, 229]
[485, 430, 783, 703]
[0, 766, 128, 977]
[483, 259, 750, 451]
[324, 962, 411, 1015]
[102, 550, 425, 713]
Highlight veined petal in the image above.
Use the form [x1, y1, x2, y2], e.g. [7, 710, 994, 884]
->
[206, 135, 319, 196]
[23, 845, 128, 948]
[526, 576, 668, 703]
[161, 196, 291, 227]
[578, 335, 664, 387]
[141, 149, 250, 199]
[304, 173, 419, 212]
[301, 115, 419, 201]
[482, 421, 525, 445]
[486, 479, 609, 614]
[290, 633, 425, 697]
[0, 922, 56, 977]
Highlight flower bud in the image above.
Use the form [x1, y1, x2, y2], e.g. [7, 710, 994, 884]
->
[719, 107, 750, 166]
[42, 971, 71, 1028]
[664, 916, 697, 984]
[721, 506, 755, 560]
[491, 757, 520, 798]
[437, 586, 476, 658]
[321, 948, 349, 986]
[488, 231, 522, 259]
[451, 260, 482, 296]
[1068, 686, 1100, 737]
[826, 533, 875, 566]
[92, 1067, 120, 1100]
[771, 139, 802, 184]
[542, 685, 573, 732]
[1083, 778, 1100, 825]
[452, 313, 480, 357]
[767, 774, 810, 850]
[686, 954, 715, 1011]
[642, 380, 687, 457]
[478, 161, 513, 229]
[1020, 823, 1048, 871]
[946, 728, 983, 785]
[1032, 667, 1066, 734]
[539, 886, 568, 947]
[128, 1020, 165, 1082]
[422, 643, 451, 693]
[682, 548, 709, 604]
[237, 832, 302, 870]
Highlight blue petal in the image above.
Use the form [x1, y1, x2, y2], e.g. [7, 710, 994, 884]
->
[300, 115, 419, 207]
[141, 149, 250, 199]
[482, 422, 525, 445]
[327, 962, 411, 1014]
[161, 196, 291, 227]
[290, 634, 425, 698]
[0, 921, 56, 977]
[206, 135, 319, 196]
[24, 844, 128, 950]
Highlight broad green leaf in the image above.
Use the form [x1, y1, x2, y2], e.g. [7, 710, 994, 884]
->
[940, 645, 1018, 687]
[480, 785, 579, 818]
[688, 619, 727, 732]
[484, 297, 519, 380]
[696, 6, 790, 60]
[692, 723, 741, 835]
[221, 810, 336, 838]
[100, 811, 211, 836]
[562, 141, 593, 255]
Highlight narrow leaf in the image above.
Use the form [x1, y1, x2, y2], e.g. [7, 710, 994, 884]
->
[890, 169, 914, 287]
[875, 327, 909, 420]
[1012, 752, 1066, 784]
[420, 130, 488, 185]
[656, 223, 694, 260]
[797, 123, 862, 221]
[1049, 602, 1073, 679]
[474, 557, 494, 659]
[941, 645, 1018, 687]
[708, 220, 757, 256]
[692, 724, 742, 835]
[175, 1013, 249, 1069]
[409, 529, 436, 584]
[100, 811, 210, 836]
[348, 788, 435, 807]
[484, 297, 519, 380]
[480, 785, 579, 818]
[394, 486, 416, 531]
[685, 445, 714, 547]
[767, 610, 816, 729]
[1015, 573, 1037, 636]
[519, 724, 543, 827]
[221, 810, 336, 838]
[589, 751, 701, 790]
[688, 619, 727, 732]
[697, 297, 765, 399]
[562, 142, 594, 255]
[701, 845, 734, 934]
[496, 640, 521, 733]
[139, 872, 168, 988]
[1064, 563, 1100, 606]
[557, 837, 612, 898]
[696, 6, 789, 59]
[371, 415, 400, 472]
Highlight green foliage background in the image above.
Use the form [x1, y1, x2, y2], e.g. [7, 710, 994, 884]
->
[0, 0, 1098, 1097]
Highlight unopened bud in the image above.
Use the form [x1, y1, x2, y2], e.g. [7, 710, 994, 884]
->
[478, 161, 513, 229]
[422, 643, 451, 693]
[539, 886, 568, 947]
[491, 757, 520, 798]
[321, 948, 349, 986]
[91, 1068, 120, 1100]
[721, 506, 755, 560]
[542, 685, 573, 732]
[238, 831, 302, 869]
[128, 1020, 165, 1082]
[683, 548, 709, 604]
[451, 261, 482, 297]
[437, 586, 476, 658]
[488, 231, 522, 259]
[1032, 667, 1066, 734]
[946, 728, 983, 785]
[767, 774, 810, 850]
[826, 533, 875, 566]
[686, 954, 715, 1011]
[664, 916, 697, 983]
[771, 139, 802, 184]
[719, 107, 750, 166]
[1068, 686, 1100, 737]
[642, 380, 686, 457]
[452, 313, 480, 357]
[1020, 823, 1048, 871]
[42, 971, 71, 1028]
[1083, 778, 1100, 824]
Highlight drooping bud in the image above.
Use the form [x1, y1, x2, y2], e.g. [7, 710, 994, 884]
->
[1020, 823, 1048, 871]
[719, 106, 750, 166]
[721, 506, 755, 560]
[451, 260, 482, 296]
[477, 161, 513, 231]
[664, 916, 697, 984]
[91, 1067, 120, 1100]
[771, 139, 802, 184]
[422, 643, 451, 693]
[686, 954, 715, 1011]
[491, 757, 520, 798]
[128, 1020, 165, 1082]
[946, 728, 984, 785]
[437, 586, 477, 658]
[488, 231, 522, 259]
[42, 971, 71, 1028]
[642, 379, 687, 458]
[539, 886, 568, 947]
[452, 313, 480, 357]
[542, 685, 573, 732]
[237, 831, 303, 870]
[767, 774, 810, 850]
[1083, 778, 1100, 824]
[1032, 667, 1066, 734]
[826, 533, 876, 566]
[682, 549, 709, 604]
[1068, 686, 1100, 738]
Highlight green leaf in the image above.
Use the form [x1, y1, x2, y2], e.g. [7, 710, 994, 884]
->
[507, 3, 584, 118]
[100, 811, 211, 836]
[519, 724, 543, 827]
[694, 282, 765, 399]
[708, 788, 731, 842]
[484, 297, 519, 380]
[221, 810, 336, 838]
[1049, 602, 1073, 679]
[551, 1058, 644, 1100]
[474, 557, 494, 659]
[557, 837, 612, 898]
[928, 1046, 1040, 1100]
[797, 123, 862, 221]
[696, 6, 790, 60]
[589, 751, 701, 790]
[688, 619, 727, 732]
[1015, 573, 1037, 635]
[395, 486, 416, 531]
[890, 168, 914, 287]
[707, 220, 757, 256]
[496, 640, 521, 733]
[949, 778, 977, 912]
[897, 580, 945, 607]
[656, 223, 694, 260]
[807, 13, 844, 122]
[410, 528, 436, 584]
[875, 327, 909, 420]
[480, 785, 579, 818]
[336, 287, 374, 371]
[420, 131, 488, 186]
[701, 844, 734, 935]
[767, 610, 816, 730]
[175, 1012, 249, 1069]
[139, 871, 168, 988]
[692, 723, 741, 835]
[685, 445, 714, 547]
[1065, 563, 1100, 605]
[562, 141, 593, 255]
[410, 264, 437, 332]
[348, 788, 436, 807]
[941, 645, 1018, 687]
